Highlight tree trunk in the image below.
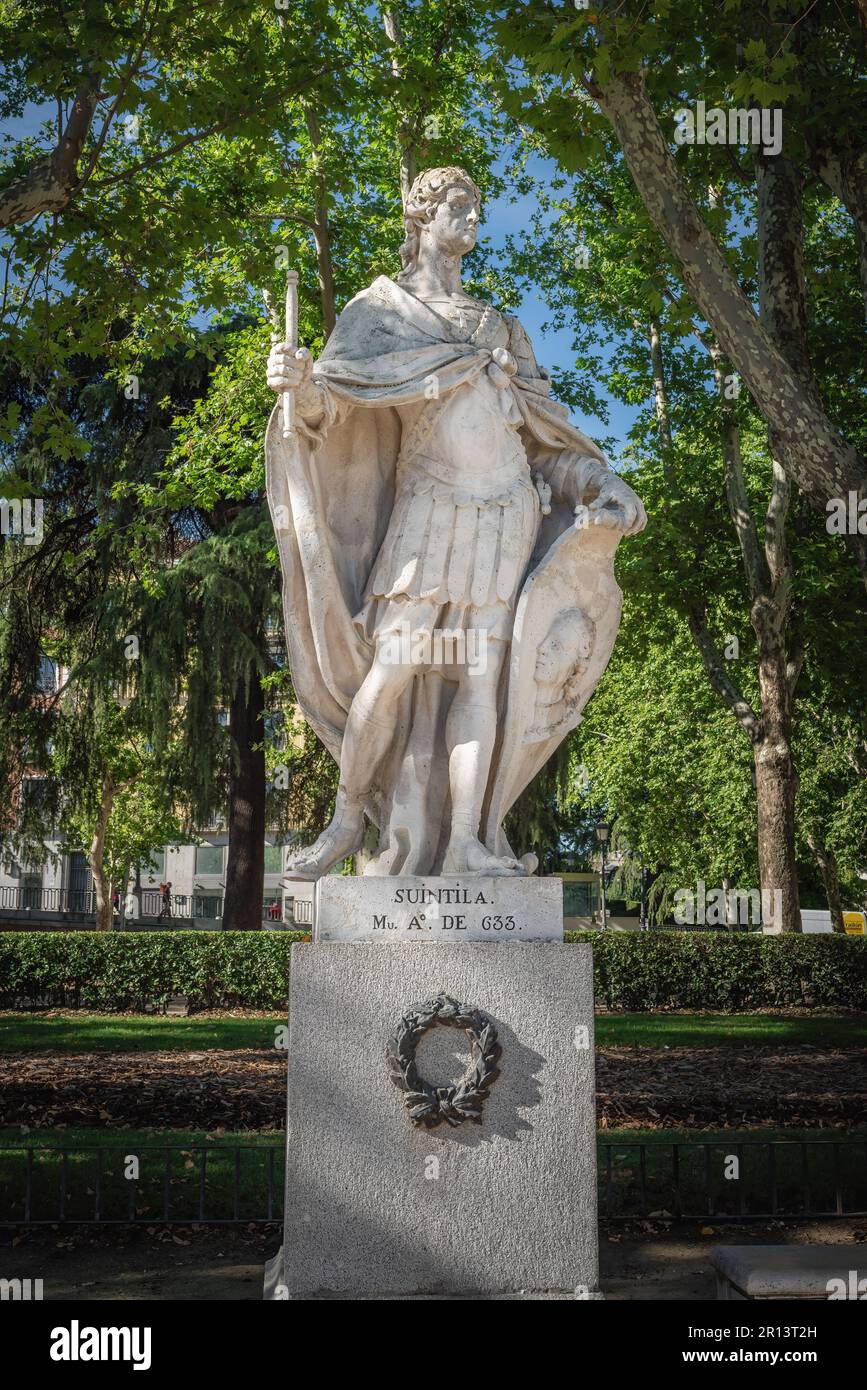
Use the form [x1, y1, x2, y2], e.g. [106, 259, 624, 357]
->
[302, 105, 337, 337]
[596, 72, 867, 537]
[809, 146, 867, 319]
[755, 152, 814, 388]
[752, 606, 801, 933]
[222, 664, 266, 931]
[89, 768, 114, 932]
[807, 835, 845, 933]
[118, 856, 132, 927]
[753, 742, 799, 932]
[132, 862, 142, 926]
[383, 6, 418, 205]
[648, 314, 673, 451]
[685, 343, 802, 930]
[750, 146, 813, 933]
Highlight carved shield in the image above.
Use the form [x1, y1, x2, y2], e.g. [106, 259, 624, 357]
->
[483, 518, 623, 859]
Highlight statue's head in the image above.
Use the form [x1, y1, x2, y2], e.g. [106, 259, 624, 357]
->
[398, 166, 482, 277]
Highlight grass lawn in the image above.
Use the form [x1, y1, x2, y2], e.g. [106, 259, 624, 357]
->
[594, 1013, 867, 1048]
[0, 1013, 283, 1053]
[1, 1010, 865, 1053]
[2, 1125, 865, 1224]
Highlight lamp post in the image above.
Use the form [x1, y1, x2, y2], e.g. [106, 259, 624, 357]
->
[638, 786, 650, 931]
[639, 862, 648, 932]
[597, 821, 610, 930]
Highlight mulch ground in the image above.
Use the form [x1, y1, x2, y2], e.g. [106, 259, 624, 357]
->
[1, 1044, 865, 1130]
[597, 1045, 867, 1129]
[0, 1051, 285, 1130]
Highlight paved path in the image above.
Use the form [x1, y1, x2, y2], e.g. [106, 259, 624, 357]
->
[2, 1222, 864, 1300]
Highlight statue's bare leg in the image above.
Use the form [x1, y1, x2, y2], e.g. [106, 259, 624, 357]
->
[442, 644, 526, 876]
[286, 652, 414, 878]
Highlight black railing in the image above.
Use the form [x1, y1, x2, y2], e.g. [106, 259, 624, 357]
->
[646, 921, 757, 932]
[2, 1138, 865, 1227]
[0, 886, 226, 920]
[0, 1144, 282, 1226]
[138, 891, 224, 922]
[598, 1138, 867, 1220]
[0, 885, 97, 914]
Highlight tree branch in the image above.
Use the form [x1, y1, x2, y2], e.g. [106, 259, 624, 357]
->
[594, 69, 867, 516]
[0, 75, 101, 228]
[707, 342, 770, 601]
[687, 600, 761, 740]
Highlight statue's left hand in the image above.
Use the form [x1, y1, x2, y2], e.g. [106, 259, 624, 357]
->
[579, 476, 647, 537]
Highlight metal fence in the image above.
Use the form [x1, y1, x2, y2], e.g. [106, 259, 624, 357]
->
[0, 885, 308, 929]
[0, 885, 98, 915]
[0, 885, 225, 920]
[0, 1144, 283, 1226]
[2, 1138, 865, 1227]
[599, 1138, 867, 1221]
[138, 890, 223, 921]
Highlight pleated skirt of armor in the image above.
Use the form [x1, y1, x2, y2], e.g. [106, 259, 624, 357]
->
[355, 465, 540, 644]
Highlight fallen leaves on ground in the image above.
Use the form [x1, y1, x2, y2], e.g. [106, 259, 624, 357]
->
[0, 1050, 287, 1130]
[0, 1043, 864, 1131]
[596, 1044, 867, 1128]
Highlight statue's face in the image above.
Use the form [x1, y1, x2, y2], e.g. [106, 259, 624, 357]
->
[534, 628, 572, 686]
[428, 182, 480, 256]
[535, 615, 593, 685]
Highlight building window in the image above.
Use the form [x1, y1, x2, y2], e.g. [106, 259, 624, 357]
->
[22, 777, 51, 814]
[195, 844, 224, 876]
[22, 872, 42, 909]
[263, 843, 283, 875]
[36, 656, 57, 693]
[139, 848, 166, 878]
[563, 879, 596, 917]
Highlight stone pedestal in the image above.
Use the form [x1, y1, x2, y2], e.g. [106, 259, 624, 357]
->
[266, 929, 598, 1300]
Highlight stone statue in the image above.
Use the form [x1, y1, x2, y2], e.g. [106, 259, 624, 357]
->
[265, 166, 645, 879]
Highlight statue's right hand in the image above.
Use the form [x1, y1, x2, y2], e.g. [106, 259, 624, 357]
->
[267, 343, 313, 394]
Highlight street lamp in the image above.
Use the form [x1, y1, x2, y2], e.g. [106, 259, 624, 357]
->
[638, 787, 650, 931]
[597, 821, 611, 930]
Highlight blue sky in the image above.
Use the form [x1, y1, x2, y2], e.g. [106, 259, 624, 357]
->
[480, 152, 641, 460]
[2, 102, 642, 458]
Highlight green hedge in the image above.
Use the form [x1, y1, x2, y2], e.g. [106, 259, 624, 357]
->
[566, 930, 867, 1011]
[0, 931, 308, 1012]
[0, 930, 864, 1013]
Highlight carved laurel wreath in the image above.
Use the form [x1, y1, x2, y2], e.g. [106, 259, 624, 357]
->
[386, 992, 501, 1129]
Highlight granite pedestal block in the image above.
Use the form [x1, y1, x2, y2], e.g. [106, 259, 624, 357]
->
[266, 940, 598, 1299]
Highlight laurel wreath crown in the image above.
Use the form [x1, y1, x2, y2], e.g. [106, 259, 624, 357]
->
[386, 992, 501, 1129]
